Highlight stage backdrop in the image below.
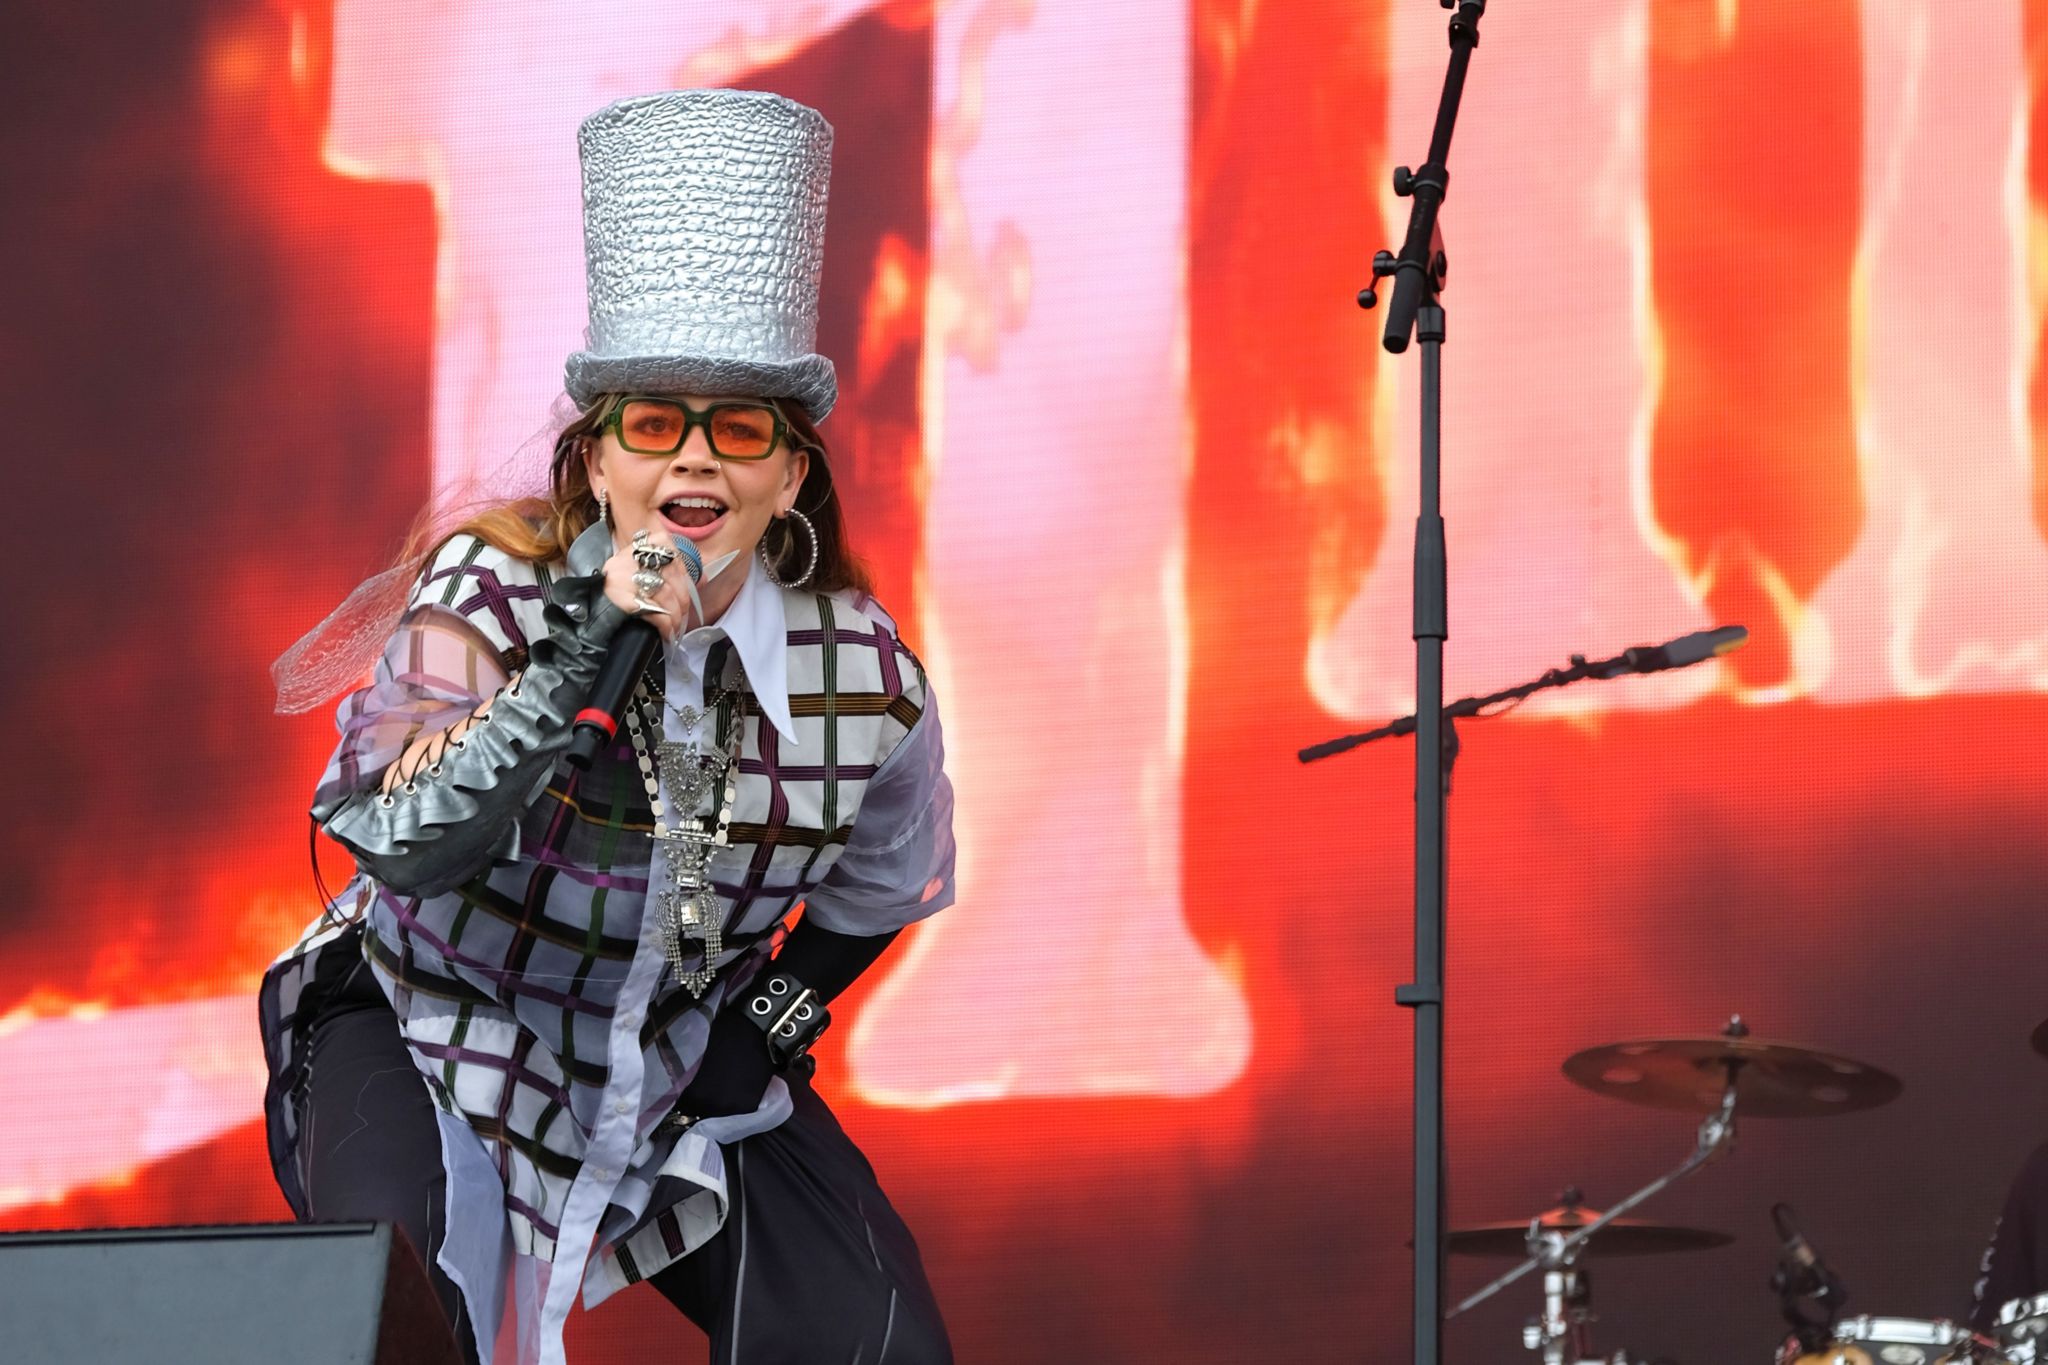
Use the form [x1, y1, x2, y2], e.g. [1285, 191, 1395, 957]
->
[4, 1, 2047, 1360]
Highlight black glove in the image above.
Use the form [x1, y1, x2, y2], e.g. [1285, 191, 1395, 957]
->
[674, 1004, 777, 1118]
[672, 922, 903, 1118]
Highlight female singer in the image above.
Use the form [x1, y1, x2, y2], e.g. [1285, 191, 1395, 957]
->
[259, 89, 954, 1365]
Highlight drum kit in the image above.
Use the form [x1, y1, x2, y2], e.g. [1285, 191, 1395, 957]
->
[1450, 1014, 2040, 1365]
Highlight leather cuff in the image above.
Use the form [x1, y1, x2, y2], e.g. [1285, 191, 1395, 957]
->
[738, 972, 830, 1071]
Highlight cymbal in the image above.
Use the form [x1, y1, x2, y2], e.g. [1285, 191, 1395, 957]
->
[1447, 1199, 1733, 1259]
[1563, 1021, 1900, 1117]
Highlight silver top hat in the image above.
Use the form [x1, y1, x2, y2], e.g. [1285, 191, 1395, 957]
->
[565, 89, 838, 420]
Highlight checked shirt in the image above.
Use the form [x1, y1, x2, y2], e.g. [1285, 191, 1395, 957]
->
[258, 532, 954, 1365]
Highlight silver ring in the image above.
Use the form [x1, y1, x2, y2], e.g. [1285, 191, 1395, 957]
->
[631, 597, 670, 616]
[630, 529, 678, 572]
[632, 569, 664, 598]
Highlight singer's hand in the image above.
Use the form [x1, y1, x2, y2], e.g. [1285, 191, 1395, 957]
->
[599, 535, 700, 639]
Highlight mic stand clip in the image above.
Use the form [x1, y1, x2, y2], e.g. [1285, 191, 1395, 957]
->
[1448, 1085, 1740, 1337]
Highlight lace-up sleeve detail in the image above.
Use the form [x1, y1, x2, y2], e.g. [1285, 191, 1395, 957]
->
[311, 537, 542, 811]
[306, 535, 627, 896]
[312, 607, 515, 811]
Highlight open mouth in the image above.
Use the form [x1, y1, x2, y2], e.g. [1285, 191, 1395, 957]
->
[658, 495, 729, 540]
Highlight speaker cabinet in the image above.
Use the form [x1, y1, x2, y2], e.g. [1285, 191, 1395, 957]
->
[0, 1222, 462, 1364]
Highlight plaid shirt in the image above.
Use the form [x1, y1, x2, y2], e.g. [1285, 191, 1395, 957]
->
[260, 532, 954, 1365]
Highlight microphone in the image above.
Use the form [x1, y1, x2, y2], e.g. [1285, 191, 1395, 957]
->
[1618, 624, 1748, 675]
[564, 534, 700, 771]
[1771, 1202, 1846, 1310]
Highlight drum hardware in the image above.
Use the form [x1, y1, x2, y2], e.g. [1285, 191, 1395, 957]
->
[1525, 1259, 1595, 1365]
[1779, 1316, 1989, 1365]
[1450, 1018, 1902, 1365]
[1445, 1186, 1728, 1365]
[1446, 1190, 1733, 1260]
[1447, 1083, 1739, 1361]
[1773, 1203, 1849, 1355]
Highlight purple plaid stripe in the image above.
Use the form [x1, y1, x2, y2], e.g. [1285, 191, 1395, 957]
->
[782, 624, 915, 664]
[645, 1031, 691, 1119]
[423, 557, 543, 653]
[501, 1029, 560, 1182]
[410, 1038, 577, 1110]
[527, 844, 650, 891]
[720, 825, 853, 849]
[379, 886, 612, 1016]
[503, 1191, 563, 1243]
[736, 762, 880, 782]
[732, 702, 788, 913]
[778, 694, 919, 718]
[275, 542, 941, 1299]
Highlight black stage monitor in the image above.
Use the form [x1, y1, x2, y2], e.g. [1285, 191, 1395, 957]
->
[0, 1222, 461, 1365]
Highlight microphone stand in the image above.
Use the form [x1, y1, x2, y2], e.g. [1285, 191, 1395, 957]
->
[1300, 632, 1740, 1358]
[1298, 639, 1716, 766]
[1343, 7, 1486, 1361]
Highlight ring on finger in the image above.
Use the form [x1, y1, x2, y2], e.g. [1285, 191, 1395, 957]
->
[631, 597, 670, 616]
[630, 529, 678, 572]
[632, 569, 665, 598]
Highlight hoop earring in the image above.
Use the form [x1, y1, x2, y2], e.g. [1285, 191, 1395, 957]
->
[760, 508, 819, 590]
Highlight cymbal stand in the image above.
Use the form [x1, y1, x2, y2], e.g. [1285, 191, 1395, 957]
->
[1448, 1086, 1740, 1333]
[1525, 1261, 1595, 1365]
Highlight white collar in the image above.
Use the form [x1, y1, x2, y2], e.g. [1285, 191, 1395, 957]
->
[565, 523, 795, 742]
[697, 553, 795, 743]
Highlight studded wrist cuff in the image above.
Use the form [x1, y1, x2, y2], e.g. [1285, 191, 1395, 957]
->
[738, 972, 830, 1071]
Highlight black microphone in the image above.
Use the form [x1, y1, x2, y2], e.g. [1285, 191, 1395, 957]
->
[1771, 1202, 1845, 1308]
[1619, 624, 1749, 675]
[564, 534, 700, 771]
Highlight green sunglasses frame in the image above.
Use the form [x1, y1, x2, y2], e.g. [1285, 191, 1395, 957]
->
[604, 395, 789, 462]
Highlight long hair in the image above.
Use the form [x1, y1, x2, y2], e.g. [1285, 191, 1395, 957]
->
[436, 393, 872, 594]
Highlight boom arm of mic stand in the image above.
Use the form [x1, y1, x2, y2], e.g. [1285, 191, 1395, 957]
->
[1297, 658, 1596, 764]
[1298, 627, 1743, 764]
[1446, 1087, 1739, 1320]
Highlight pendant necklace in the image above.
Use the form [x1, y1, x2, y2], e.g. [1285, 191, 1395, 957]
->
[623, 671, 744, 997]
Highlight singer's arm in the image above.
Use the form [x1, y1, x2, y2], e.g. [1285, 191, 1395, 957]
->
[677, 680, 956, 1116]
[378, 693, 495, 795]
[312, 541, 629, 897]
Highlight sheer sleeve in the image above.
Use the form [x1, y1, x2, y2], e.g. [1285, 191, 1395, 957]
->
[306, 534, 627, 897]
[799, 683, 957, 936]
[311, 604, 514, 811]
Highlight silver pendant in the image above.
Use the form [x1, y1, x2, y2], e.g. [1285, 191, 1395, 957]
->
[635, 680, 744, 999]
[657, 883, 723, 997]
[656, 837, 724, 997]
[656, 741, 720, 813]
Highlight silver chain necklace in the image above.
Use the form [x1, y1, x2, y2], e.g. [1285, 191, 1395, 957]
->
[653, 679, 738, 809]
[623, 675, 744, 997]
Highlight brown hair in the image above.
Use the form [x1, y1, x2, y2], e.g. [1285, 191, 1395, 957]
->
[435, 393, 871, 594]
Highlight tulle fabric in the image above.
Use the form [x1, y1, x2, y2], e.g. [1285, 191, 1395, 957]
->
[310, 604, 512, 811]
[270, 395, 582, 716]
[272, 559, 433, 716]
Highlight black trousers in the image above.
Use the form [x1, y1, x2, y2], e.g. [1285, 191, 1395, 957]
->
[296, 963, 952, 1364]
